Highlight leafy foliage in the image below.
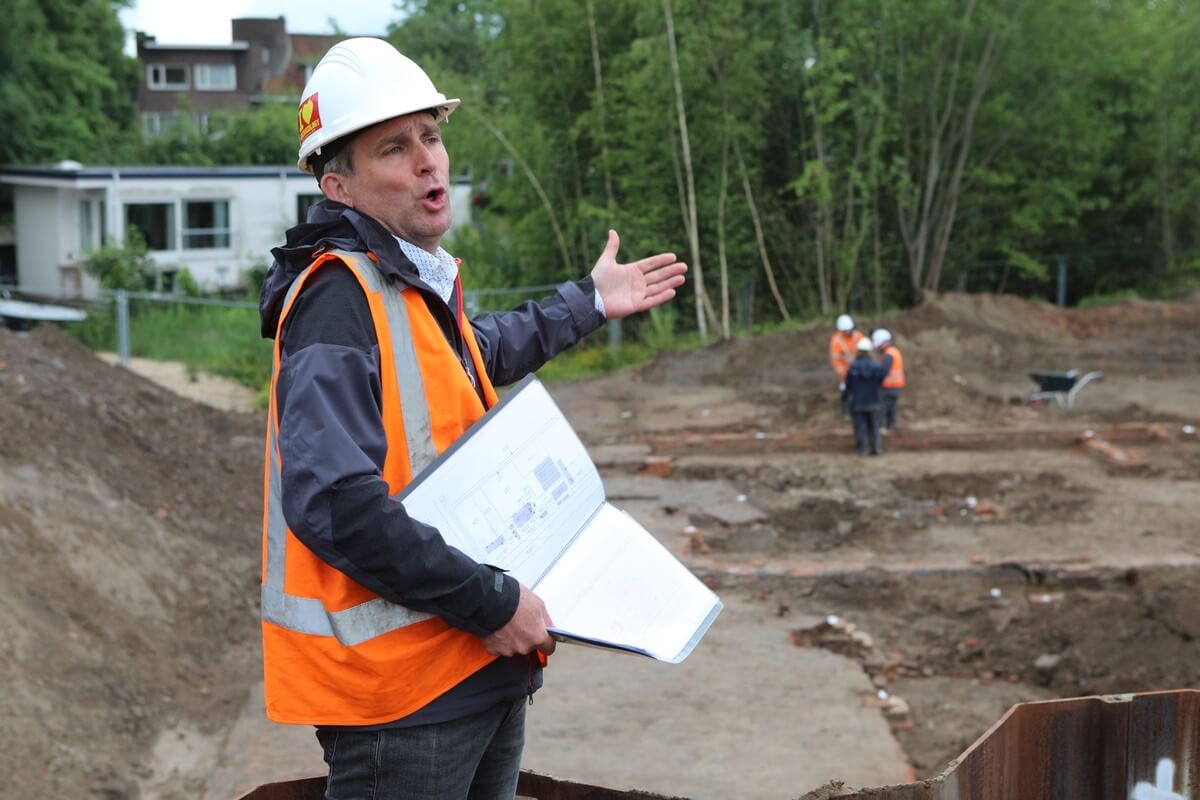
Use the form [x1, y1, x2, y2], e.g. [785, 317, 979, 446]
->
[82, 227, 157, 291]
[5, 0, 1200, 335]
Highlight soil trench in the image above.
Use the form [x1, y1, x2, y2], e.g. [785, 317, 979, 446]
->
[3, 292, 1198, 798]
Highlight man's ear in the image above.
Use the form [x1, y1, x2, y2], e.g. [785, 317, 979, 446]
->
[319, 172, 354, 206]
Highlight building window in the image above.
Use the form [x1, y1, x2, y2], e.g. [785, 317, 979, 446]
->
[80, 197, 107, 253]
[126, 203, 175, 251]
[183, 200, 231, 249]
[142, 112, 172, 138]
[302, 63, 316, 83]
[147, 63, 189, 90]
[79, 200, 93, 254]
[296, 193, 323, 224]
[194, 63, 236, 91]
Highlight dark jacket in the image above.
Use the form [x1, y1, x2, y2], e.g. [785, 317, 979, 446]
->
[844, 353, 894, 411]
[260, 200, 604, 725]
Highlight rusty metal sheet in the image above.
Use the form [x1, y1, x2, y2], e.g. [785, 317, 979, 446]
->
[232, 691, 1197, 800]
[517, 770, 687, 799]
[831, 690, 1199, 800]
[234, 769, 685, 800]
[235, 776, 324, 800]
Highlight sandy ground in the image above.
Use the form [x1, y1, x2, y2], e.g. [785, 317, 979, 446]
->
[199, 596, 914, 800]
[97, 352, 259, 413]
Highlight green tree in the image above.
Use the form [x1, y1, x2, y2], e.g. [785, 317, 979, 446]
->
[83, 227, 156, 291]
[0, 0, 137, 165]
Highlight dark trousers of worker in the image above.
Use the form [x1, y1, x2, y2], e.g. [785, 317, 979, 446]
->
[882, 390, 901, 430]
[851, 409, 882, 456]
[316, 697, 526, 800]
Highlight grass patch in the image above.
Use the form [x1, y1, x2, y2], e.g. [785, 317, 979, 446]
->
[1077, 288, 1143, 309]
[67, 300, 273, 392]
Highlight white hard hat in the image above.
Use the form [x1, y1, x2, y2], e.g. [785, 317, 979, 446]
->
[836, 314, 854, 332]
[856, 337, 874, 353]
[871, 328, 892, 348]
[296, 38, 460, 174]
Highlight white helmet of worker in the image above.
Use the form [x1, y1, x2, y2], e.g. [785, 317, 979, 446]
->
[855, 337, 874, 354]
[836, 314, 854, 332]
[871, 328, 892, 348]
[296, 38, 460, 173]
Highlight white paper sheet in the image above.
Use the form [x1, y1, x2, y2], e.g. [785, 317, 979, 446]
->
[400, 376, 721, 662]
[401, 379, 605, 587]
[536, 503, 721, 662]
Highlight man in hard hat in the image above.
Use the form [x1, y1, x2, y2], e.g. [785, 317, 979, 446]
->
[829, 314, 865, 418]
[258, 38, 687, 799]
[844, 337, 893, 456]
[871, 328, 906, 432]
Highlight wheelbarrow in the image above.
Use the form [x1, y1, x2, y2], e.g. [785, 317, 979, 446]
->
[1028, 368, 1103, 409]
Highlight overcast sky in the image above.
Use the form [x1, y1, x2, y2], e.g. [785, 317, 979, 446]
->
[118, 1, 402, 54]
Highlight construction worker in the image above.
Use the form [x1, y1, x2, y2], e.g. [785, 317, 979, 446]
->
[871, 328, 906, 432]
[844, 337, 893, 455]
[829, 314, 865, 417]
[258, 38, 686, 799]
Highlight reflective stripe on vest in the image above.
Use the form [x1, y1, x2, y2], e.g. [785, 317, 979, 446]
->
[261, 249, 438, 646]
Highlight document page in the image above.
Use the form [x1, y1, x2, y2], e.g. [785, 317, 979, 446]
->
[535, 503, 723, 663]
[400, 378, 606, 587]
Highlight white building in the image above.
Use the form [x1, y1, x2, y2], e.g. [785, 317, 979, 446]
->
[0, 162, 472, 299]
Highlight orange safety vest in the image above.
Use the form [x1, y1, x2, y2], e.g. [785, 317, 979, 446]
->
[882, 344, 906, 389]
[260, 248, 501, 726]
[829, 330, 865, 381]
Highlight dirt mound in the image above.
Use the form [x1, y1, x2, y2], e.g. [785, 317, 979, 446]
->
[609, 293, 1200, 431]
[0, 327, 263, 798]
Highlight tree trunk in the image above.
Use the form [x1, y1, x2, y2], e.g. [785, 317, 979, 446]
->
[717, 131, 731, 339]
[734, 141, 790, 321]
[662, 0, 710, 339]
[465, 107, 574, 272]
[872, 183, 882, 315]
[585, 0, 617, 225]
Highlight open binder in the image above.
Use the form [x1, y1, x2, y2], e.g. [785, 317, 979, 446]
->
[400, 375, 722, 663]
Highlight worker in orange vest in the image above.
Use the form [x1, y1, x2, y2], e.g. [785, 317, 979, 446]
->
[830, 314, 865, 417]
[871, 328, 906, 431]
[261, 37, 688, 799]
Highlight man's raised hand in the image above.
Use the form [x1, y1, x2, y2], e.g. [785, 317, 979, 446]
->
[590, 230, 688, 319]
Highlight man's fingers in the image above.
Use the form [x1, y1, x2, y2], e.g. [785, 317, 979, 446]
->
[637, 287, 678, 312]
[643, 265, 688, 289]
[630, 252, 679, 273]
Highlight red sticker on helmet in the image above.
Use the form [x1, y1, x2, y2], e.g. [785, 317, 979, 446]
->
[298, 93, 322, 143]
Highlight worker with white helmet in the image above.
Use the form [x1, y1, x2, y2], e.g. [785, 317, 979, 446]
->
[843, 337, 894, 455]
[258, 37, 687, 798]
[829, 313, 865, 417]
[871, 327, 906, 432]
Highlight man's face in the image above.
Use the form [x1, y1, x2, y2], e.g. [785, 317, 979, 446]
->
[328, 113, 452, 253]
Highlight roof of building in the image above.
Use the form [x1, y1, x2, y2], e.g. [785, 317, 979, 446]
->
[0, 164, 309, 184]
[140, 41, 250, 51]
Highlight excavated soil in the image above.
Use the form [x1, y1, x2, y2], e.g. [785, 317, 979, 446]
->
[0, 328, 263, 799]
[3, 292, 1198, 798]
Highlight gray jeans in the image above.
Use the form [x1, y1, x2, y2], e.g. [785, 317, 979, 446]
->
[316, 698, 526, 800]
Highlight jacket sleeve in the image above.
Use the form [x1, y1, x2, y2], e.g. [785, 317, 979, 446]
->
[469, 276, 604, 387]
[275, 264, 520, 637]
